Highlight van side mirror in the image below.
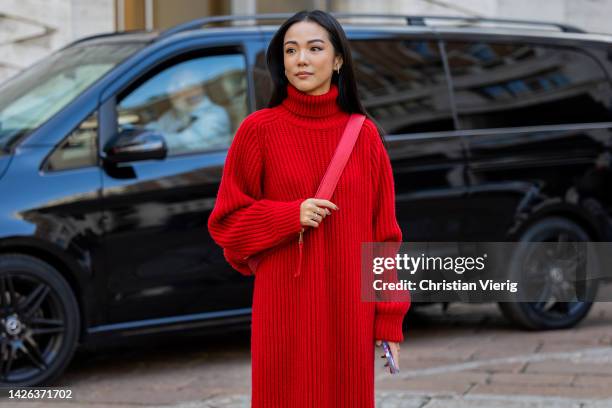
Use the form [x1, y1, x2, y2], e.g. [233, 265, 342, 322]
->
[103, 128, 167, 164]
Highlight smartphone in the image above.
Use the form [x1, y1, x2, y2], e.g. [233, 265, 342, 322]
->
[382, 341, 400, 374]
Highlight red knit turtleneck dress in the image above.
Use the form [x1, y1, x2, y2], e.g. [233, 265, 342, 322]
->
[207, 82, 410, 407]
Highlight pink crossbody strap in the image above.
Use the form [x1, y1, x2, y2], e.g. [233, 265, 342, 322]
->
[291, 113, 365, 278]
[246, 113, 366, 276]
[314, 113, 366, 199]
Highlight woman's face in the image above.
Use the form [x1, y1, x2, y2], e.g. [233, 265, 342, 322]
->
[283, 21, 343, 96]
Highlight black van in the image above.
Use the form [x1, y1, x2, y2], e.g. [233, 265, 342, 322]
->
[0, 13, 611, 386]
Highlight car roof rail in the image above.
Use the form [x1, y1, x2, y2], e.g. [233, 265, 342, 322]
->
[404, 15, 585, 33]
[158, 12, 585, 40]
[158, 13, 295, 39]
[66, 29, 154, 48]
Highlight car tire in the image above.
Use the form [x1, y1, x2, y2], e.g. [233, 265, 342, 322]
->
[0, 254, 80, 386]
[498, 217, 598, 330]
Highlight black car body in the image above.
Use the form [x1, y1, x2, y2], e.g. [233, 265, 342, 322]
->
[1, 14, 611, 385]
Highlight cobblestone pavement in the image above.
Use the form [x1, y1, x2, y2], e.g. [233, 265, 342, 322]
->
[2, 301, 612, 407]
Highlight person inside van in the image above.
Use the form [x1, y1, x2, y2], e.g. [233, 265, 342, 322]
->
[152, 68, 231, 154]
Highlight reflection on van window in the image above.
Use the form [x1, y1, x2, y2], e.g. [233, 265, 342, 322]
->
[351, 39, 454, 135]
[446, 42, 612, 129]
[117, 54, 247, 155]
[0, 43, 141, 151]
[46, 111, 98, 171]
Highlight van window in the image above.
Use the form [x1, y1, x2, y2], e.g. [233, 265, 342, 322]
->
[351, 39, 454, 134]
[116, 54, 247, 156]
[0, 43, 141, 151]
[445, 41, 612, 129]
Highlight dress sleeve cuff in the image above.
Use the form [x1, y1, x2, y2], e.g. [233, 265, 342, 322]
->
[374, 312, 406, 343]
[270, 198, 304, 238]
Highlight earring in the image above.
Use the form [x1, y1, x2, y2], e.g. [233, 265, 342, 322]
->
[335, 66, 340, 75]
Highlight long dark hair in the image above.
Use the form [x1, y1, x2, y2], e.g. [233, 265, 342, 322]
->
[266, 10, 387, 145]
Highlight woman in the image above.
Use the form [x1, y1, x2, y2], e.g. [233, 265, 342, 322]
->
[207, 9, 410, 407]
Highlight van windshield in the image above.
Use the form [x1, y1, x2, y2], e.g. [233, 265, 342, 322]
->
[0, 42, 144, 151]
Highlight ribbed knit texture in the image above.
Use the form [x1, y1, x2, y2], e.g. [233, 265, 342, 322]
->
[207, 82, 411, 407]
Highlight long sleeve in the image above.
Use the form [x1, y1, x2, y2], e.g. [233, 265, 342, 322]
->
[207, 112, 304, 276]
[369, 126, 411, 342]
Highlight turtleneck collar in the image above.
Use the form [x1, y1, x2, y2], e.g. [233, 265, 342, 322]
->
[281, 82, 342, 118]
